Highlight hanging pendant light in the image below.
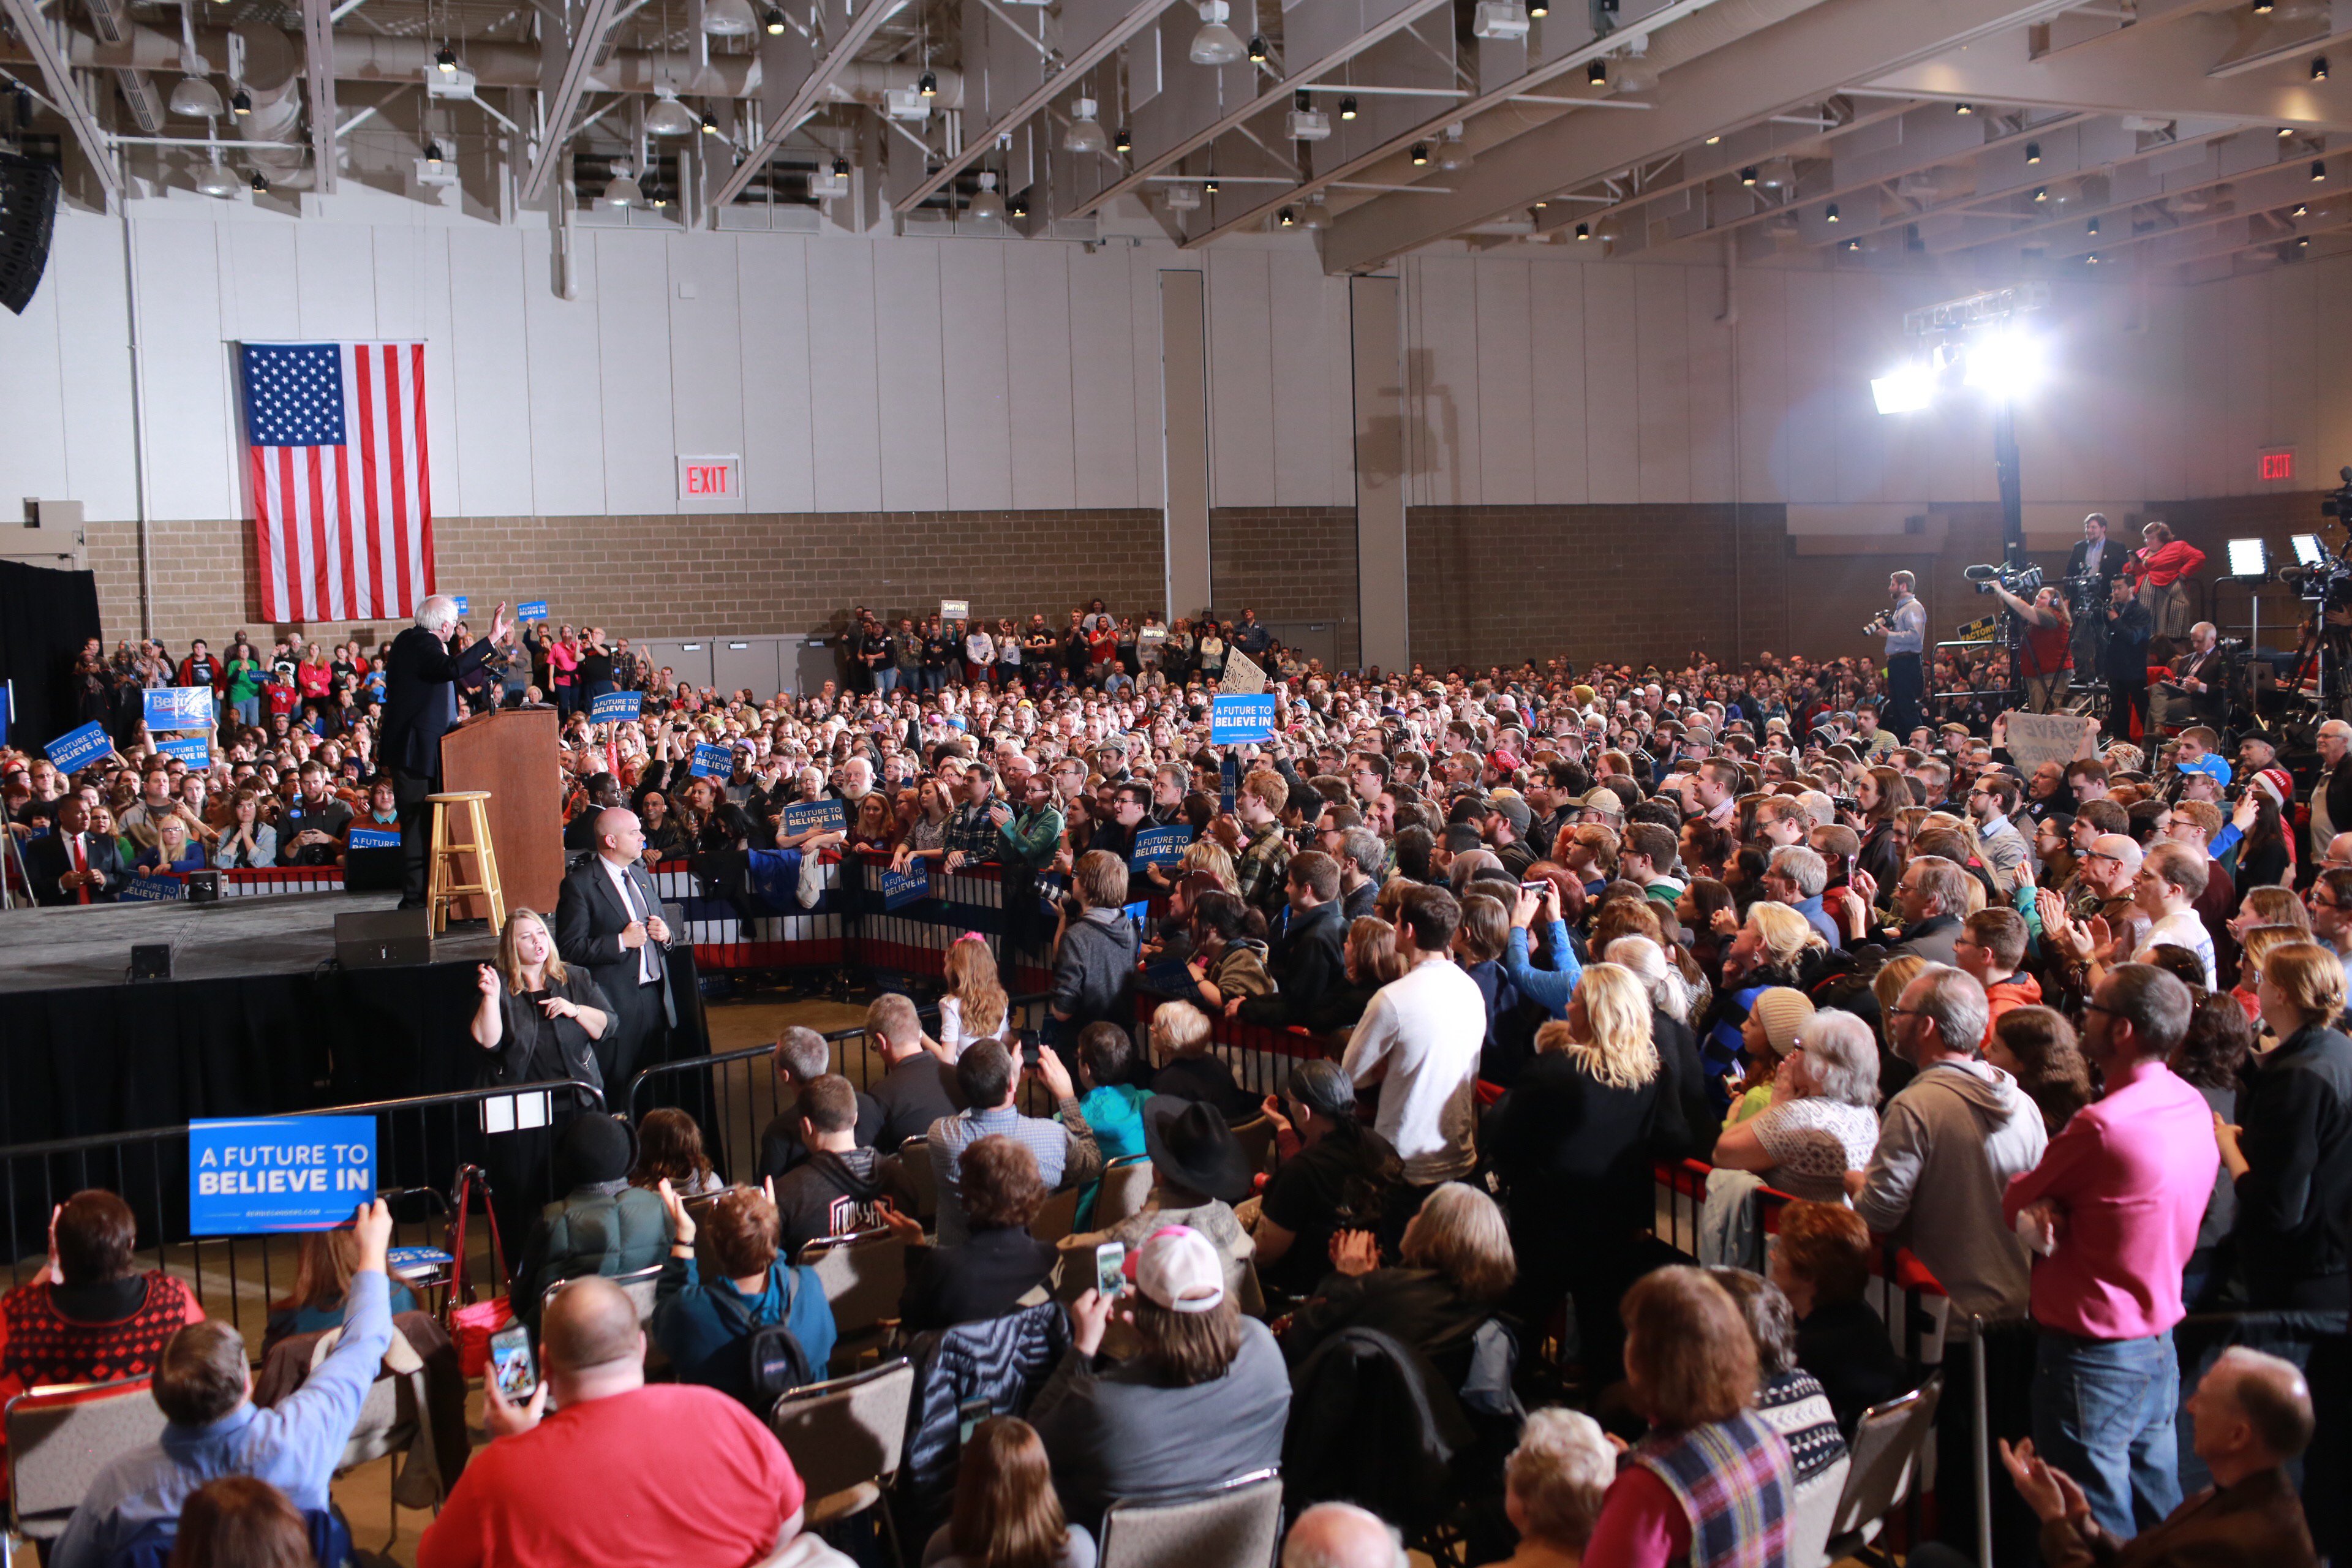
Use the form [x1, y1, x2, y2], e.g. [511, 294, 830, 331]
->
[604, 160, 646, 205]
[193, 149, 241, 198]
[645, 89, 699, 137]
[968, 170, 1006, 220]
[702, 0, 759, 36]
[1064, 97, 1109, 154]
[1189, 0, 1247, 66]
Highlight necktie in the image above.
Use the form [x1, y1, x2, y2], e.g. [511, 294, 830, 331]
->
[72, 835, 90, 905]
[619, 868, 657, 984]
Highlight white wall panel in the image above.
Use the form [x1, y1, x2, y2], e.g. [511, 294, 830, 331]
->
[1581, 263, 1637, 505]
[938, 242, 1013, 511]
[1267, 247, 1341, 508]
[1131, 255, 1170, 514]
[520, 230, 608, 517]
[1780, 271, 1836, 507]
[133, 219, 239, 521]
[1004, 243, 1078, 511]
[52, 218, 138, 522]
[1205, 250, 1276, 508]
[736, 235, 818, 514]
[443, 229, 537, 518]
[592, 229, 678, 514]
[1409, 256, 1482, 507]
[665, 232, 750, 511]
[1683, 268, 1733, 506]
[869, 239, 951, 513]
[1474, 260, 1534, 506]
[1067, 244, 1141, 510]
[1528, 262, 1588, 505]
[293, 225, 379, 341]
[0, 236, 69, 510]
[802, 239, 885, 513]
[222, 223, 302, 345]
[1634, 265, 1689, 504]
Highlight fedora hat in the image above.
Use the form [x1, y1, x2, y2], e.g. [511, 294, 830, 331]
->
[1141, 1096, 1254, 1205]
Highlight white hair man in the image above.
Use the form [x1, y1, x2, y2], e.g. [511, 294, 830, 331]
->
[1281, 1503, 1408, 1568]
[380, 593, 511, 908]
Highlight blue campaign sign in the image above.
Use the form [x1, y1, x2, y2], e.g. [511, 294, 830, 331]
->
[880, 865, 931, 909]
[782, 799, 848, 837]
[1129, 823, 1194, 872]
[518, 600, 549, 622]
[348, 826, 401, 850]
[156, 736, 211, 768]
[1210, 693, 1276, 746]
[190, 1116, 377, 1234]
[590, 690, 643, 725]
[451, 595, 470, 615]
[145, 686, 214, 732]
[46, 722, 112, 774]
[690, 741, 734, 778]
[119, 872, 187, 903]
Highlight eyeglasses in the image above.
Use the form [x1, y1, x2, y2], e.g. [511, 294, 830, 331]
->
[2081, 1001, 2120, 1017]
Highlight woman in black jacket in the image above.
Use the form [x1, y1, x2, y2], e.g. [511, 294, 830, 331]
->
[1490, 962, 1673, 1390]
[2218, 941, 2352, 1311]
[894, 1135, 1058, 1332]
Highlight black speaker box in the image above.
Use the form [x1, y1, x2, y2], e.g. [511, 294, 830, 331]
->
[0, 151, 60, 317]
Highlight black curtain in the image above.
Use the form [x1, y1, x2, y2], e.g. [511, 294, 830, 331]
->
[0, 557, 101, 753]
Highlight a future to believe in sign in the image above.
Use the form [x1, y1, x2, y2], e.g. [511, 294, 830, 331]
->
[189, 1116, 377, 1234]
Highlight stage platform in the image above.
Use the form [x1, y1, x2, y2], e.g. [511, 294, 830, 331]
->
[0, 888, 706, 1147]
[0, 889, 497, 994]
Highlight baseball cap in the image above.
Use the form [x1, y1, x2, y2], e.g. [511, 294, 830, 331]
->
[1487, 795, 1532, 835]
[1578, 786, 1624, 818]
[1130, 1226, 1224, 1313]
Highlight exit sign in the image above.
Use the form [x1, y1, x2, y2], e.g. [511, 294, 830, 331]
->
[677, 454, 742, 507]
[2260, 446, 2296, 483]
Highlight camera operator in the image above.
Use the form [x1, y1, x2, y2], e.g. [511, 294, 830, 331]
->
[2066, 513, 2122, 684]
[2101, 574, 2154, 742]
[1985, 576, 2073, 714]
[1867, 571, 1928, 737]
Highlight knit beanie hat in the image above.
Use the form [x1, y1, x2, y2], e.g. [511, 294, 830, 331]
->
[1749, 987, 1816, 1057]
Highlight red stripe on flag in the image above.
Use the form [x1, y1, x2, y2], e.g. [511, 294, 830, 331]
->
[355, 347, 383, 613]
[332, 444, 361, 619]
[305, 447, 332, 622]
[382, 345, 412, 610]
[250, 447, 282, 622]
[409, 343, 434, 597]
[277, 446, 307, 620]
[330, 423, 356, 620]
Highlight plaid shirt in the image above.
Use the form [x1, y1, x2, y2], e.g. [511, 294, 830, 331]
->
[927, 1104, 1099, 1246]
[1234, 824, 1294, 916]
[944, 801, 1001, 865]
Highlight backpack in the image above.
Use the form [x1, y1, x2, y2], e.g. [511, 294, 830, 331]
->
[710, 1263, 817, 1414]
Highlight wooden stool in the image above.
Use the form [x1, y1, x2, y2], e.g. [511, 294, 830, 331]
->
[425, 791, 506, 935]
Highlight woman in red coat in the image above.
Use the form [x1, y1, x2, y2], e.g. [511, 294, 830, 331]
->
[2127, 519, 2205, 643]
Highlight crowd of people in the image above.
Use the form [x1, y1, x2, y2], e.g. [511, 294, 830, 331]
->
[4, 578, 2345, 1568]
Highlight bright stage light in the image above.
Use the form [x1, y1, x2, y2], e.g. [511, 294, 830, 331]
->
[1961, 330, 2045, 399]
[1871, 360, 1935, 414]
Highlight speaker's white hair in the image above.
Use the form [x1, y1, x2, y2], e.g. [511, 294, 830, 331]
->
[414, 595, 460, 635]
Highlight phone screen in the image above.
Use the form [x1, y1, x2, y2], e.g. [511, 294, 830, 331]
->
[489, 1324, 537, 1401]
[1095, 1240, 1126, 1298]
[958, 1395, 993, 1446]
[1019, 1030, 1042, 1069]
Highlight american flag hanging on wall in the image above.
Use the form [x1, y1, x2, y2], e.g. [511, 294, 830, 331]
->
[238, 341, 435, 622]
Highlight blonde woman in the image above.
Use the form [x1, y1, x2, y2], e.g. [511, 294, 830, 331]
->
[892, 777, 956, 870]
[1175, 838, 1238, 895]
[1281, 1182, 1518, 1384]
[938, 934, 1011, 1058]
[1492, 963, 1668, 1386]
[1725, 902, 1828, 990]
[470, 908, 609, 1093]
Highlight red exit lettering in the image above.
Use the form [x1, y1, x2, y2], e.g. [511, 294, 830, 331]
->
[2260, 450, 2295, 481]
[687, 464, 731, 496]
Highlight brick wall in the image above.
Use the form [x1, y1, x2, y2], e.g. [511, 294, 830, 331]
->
[1207, 507, 1362, 668]
[1407, 503, 1791, 671]
[86, 510, 1169, 649]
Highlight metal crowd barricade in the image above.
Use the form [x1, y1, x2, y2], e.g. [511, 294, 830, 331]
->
[0, 1079, 600, 1347]
[622, 994, 1057, 1186]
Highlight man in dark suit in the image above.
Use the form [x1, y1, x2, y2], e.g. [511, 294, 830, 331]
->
[2067, 512, 2123, 680]
[381, 595, 511, 908]
[26, 797, 134, 905]
[554, 807, 674, 1088]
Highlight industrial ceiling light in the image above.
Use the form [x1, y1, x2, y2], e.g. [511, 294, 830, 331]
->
[231, 88, 252, 116]
[702, 112, 725, 135]
[1301, 193, 1330, 229]
[918, 70, 938, 96]
[2294, 200, 2309, 215]
[193, 150, 239, 198]
[1739, 165, 1758, 186]
[604, 161, 645, 205]
[763, 5, 786, 31]
[2315, 55, 2331, 80]
[1574, 222, 1589, 239]
[1587, 58, 1608, 85]
[1954, 101, 1973, 115]
[1338, 96, 1357, 120]
[2032, 185, 2048, 202]
[1528, 0, 1548, 14]
[702, 0, 758, 36]
[968, 170, 1005, 219]
[1410, 143, 1429, 166]
[646, 91, 698, 136]
[1114, 126, 1132, 152]
[1825, 202, 1840, 222]
[1247, 34, 1268, 62]
[1008, 191, 1027, 217]
[1439, 132, 1472, 172]
[2025, 141, 2041, 164]
[424, 139, 445, 168]
[1278, 206, 1296, 226]
[1065, 96, 1109, 154]
[434, 44, 459, 72]
[646, 181, 669, 207]
[832, 155, 851, 178]
[169, 75, 224, 118]
[1189, 0, 1248, 67]
[2316, 159, 2330, 179]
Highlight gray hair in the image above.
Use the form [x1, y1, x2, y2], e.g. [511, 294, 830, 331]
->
[1909, 965, 1989, 1058]
[413, 594, 460, 635]
[1769, 845, 1828, 899]
[1337, 826, 1385, 880]
[2101, 963, 2196, 1057]
[774, 1025, 830, 1082]
[1795, 1009, 1880, 1107]
[1796, 791, 1837, 827]
[1604, 935, 1692, 1025]
[1282, 1502, 1408, 1568]
[1502, 1409, 1615, 1551]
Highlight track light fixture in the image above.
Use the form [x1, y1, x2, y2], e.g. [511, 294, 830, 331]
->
[435, 44, 459, 72]
[250, 169, 268, 193]
[2032, 185, 2048, 202]
[1411, 143, 1429, 165]
[2294, 201, 2309, 216]
[1825, 202, 1839, 222]
[1587, 58, 1608, 85]
[1339, 96, 1357, 120]
[1278, 206, 1296, 226]
[1529, 0, 1548, 13]
[1248, 34, 1268, 62]
[1574, 222, 1589, 239]
[833, 155, 851, 178]
[2026, 141, 2041, 164]
[424, 139, 445, 167]
[2316, 159, 2329, 180]
[231, 88, 252, 116]
[701, 113, 723, 135]
[2087, 216, 2100, 234]
[1704, 134, 1721, 145]
[763, 6, 786, 31]
[1204, 175, 1219, 193]
[1739, 165, 1758, 186]
[1954, 102, 1973, 115]
[918, 70, 938, 96]
[1114, 126, 1132, 152]
[2315, 55, 2330, 80]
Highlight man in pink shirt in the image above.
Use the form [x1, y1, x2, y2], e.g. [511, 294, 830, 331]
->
[2003, 963, 2218, 1540]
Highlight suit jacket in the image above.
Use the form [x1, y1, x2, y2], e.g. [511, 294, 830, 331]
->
[380, 625, 494, 780]
[2168, 647, 2230, 725]
[2038, 1464, 2313, 1568]
[25, 831, 135, 906]
[554, 855, 677, 1028]
[2067, 538, 2124, 594]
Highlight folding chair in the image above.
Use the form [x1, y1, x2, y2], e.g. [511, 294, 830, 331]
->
[1822, 1373, 1944, 1567]
[6, 1378, 169, 1542]
[1029, 1185, 1082, 1244]
[770, 1359, 918, 1567]
[1098, 1468, 1284, 1568]
[897, 1136, 938, 1225]
[802, 1229, 911, 1372]
[1093, 1156, 1156, 1228]
[1229, 1115, 1277, 1177]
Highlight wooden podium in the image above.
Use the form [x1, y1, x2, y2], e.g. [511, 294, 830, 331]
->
[440, 707, 563, 922]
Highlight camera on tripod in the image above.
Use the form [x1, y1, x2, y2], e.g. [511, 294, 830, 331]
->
[2320, 464, 2352, 521]
[1964, 562, 2045, 597]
